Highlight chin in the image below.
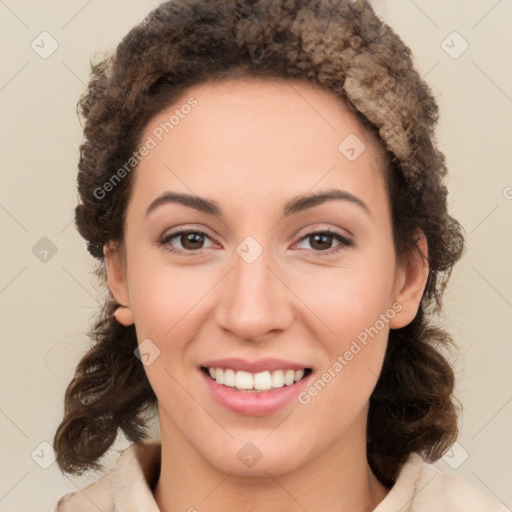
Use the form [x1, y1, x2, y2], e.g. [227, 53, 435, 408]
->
[191, 432, 311, 478]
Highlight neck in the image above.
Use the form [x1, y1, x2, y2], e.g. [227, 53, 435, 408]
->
[153, 413, 389, 512]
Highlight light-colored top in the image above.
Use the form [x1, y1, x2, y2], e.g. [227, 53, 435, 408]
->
[53, 439, 508, 511]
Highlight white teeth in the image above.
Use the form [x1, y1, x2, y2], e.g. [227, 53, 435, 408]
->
[284, 369, 295, 386]
[271, 369, 285, 388]
[223, 368, 236, 387]
[235, 371, 253, 390]
[206, 367, 308, 391]
[253, 371, 272, 391]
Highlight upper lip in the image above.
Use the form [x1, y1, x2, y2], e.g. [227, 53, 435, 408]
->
[200, 358, 311, 373]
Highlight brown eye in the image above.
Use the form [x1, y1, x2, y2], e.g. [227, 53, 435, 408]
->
[180, 232, 205, 250]
[297, 230, 352, 254]
[309, 233, 334, 251]
[160, 229, 214, 255]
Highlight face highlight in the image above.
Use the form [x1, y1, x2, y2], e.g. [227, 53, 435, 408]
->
[105, 77, 427, 477]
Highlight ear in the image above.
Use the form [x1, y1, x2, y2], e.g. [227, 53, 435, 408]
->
[389, 230, 429, 329]
[104, 241, 134, 326]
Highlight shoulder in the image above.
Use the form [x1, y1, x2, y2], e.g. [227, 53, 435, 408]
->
[53, 469, 116, 512]
[412, 458, 508, 512]
[52, 439, 162, 512]
[376, 452, 508, 512]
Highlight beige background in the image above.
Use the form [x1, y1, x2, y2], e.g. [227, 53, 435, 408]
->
[0, 1, 511, 511]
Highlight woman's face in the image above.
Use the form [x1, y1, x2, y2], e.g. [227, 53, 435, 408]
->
[106, 77, 427, 476]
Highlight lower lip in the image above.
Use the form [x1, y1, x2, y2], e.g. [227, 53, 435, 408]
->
[201, 370, 311, 416]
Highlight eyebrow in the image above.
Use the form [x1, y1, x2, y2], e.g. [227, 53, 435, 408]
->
[145, 189, 371, 219]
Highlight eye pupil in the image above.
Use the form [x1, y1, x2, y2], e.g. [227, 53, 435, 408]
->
[310, 233, 332, 250]
[182, 232, 204, 249]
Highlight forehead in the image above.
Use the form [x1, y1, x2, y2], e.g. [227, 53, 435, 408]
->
[129, 77, 388, 217]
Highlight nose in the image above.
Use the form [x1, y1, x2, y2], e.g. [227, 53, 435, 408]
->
[214, 243, 294, 343]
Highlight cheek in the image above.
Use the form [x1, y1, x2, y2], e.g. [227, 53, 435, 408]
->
[293, 243, 396, 404]
[127, 254, 210, 341]
[299, 274, 392, 422]
[126, 261, 207, 403]
[295, 248, 397, 344]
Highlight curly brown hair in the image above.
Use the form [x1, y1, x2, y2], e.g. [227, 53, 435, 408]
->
[53, 0, 465, 487]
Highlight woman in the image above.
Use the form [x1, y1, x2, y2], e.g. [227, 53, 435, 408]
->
[52, 0, 506, 510]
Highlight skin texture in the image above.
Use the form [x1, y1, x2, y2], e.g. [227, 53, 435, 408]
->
[105, 77, 429, 512]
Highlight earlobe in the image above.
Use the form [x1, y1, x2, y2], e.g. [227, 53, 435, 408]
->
[389, 230, 429, 329]
[104, 241, 134, 326]
[113, 305, 134, 326]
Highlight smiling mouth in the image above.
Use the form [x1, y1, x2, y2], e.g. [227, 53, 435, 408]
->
[200, 366, 313, 392]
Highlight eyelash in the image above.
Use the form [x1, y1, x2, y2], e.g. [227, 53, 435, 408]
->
[159, 228, 353, 257]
